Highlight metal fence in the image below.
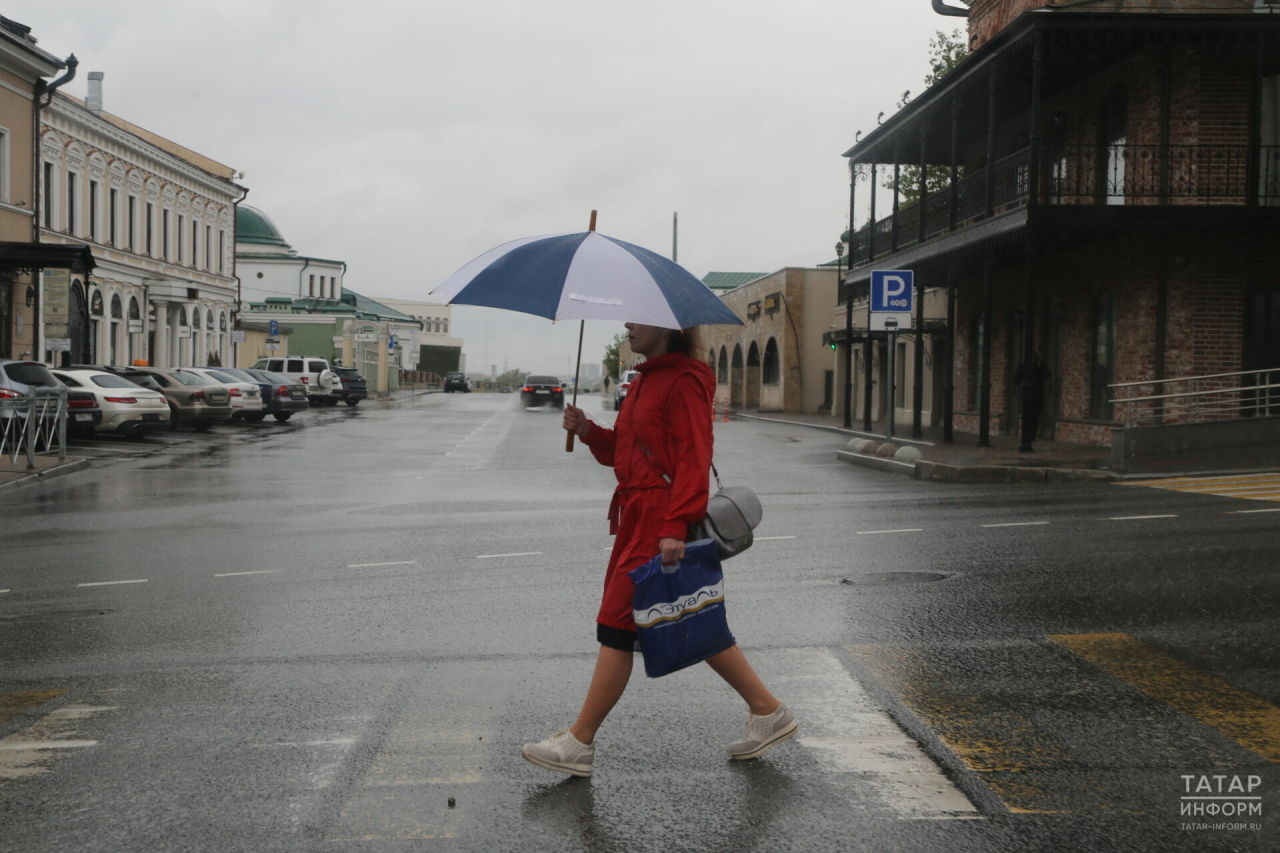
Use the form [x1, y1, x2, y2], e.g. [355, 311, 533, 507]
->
[0, 386, 68, 469]
[1109, 367, 1280, 428]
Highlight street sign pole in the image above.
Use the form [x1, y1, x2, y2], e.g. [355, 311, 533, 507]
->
[886, 322, 898, 440]
[870, 270, 914, 440]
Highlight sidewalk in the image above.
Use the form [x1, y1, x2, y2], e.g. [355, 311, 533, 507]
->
[0, 454, 92, 494]
[734, 409, 1114, 483]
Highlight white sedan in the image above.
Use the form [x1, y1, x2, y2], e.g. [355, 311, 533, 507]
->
[186, 367, 265, 422]
[51, 368, 170, 438]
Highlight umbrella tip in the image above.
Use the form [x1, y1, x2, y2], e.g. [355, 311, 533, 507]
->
[588, 210, 597, 232]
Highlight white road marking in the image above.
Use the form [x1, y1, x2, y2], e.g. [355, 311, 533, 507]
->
[253, 738, 357, 748]
[1106, 514, 1178, 521]
[0, 740, 97, 751]
[476, 551, 542, 559]
[856, 529, 924, 536]
[77, 579, 147, 587]
[1227, 507, 1280, 514]
[981, 521, 1050, 528]
[347, 561, 416, 568]
[764, 648, 980, 820]
[0, 590, 8, 594]
[757, 535, 797, 540]
[214, 570, 281, 578]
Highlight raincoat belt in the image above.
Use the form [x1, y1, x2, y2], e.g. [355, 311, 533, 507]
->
[607, 483, 668, 535]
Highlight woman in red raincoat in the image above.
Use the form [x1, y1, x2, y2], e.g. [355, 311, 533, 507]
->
[520, 322, 797, 778]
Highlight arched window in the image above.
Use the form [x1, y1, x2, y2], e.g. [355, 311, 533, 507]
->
[747, 342, 760, 367]
[762, 338, 780, 385]
[1090, 294, 1117, 420]
[717, 347, 728, 384]
[128, 297, 141, 320]
[707, 348, 716, 368]
[110, 294, 123, 319]
[219, 312, 228, 332]
[732, 344, 743, 370]
[206, 310, 214, 331]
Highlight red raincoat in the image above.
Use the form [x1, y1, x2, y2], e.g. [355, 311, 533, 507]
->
[582, 352, 716, 631]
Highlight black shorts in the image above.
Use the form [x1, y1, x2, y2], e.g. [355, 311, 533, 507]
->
[597, 623, 640, 652]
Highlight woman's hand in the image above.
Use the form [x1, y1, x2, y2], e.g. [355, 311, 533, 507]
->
[562, 405, 591, 438]
[660, 537, 685, 567]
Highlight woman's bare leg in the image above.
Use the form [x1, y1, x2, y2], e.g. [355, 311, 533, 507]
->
[569, 646, 634, 744]
[706, 645, 780, 715]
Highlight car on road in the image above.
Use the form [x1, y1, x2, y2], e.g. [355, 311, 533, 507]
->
[615, 369, 640, 409]
[521, 375, 564, 409]
[51, 368, 169, 438]
[252, 356, 340, 405]
[134, 367, 233, 431]
[1, 359, 71, 442]
[331, 367, 367, 406]
[242, 369, 309, 422]
[444, 371, 471, 393]
[188, 367, 265, 423]
[69, 364, 166, 394]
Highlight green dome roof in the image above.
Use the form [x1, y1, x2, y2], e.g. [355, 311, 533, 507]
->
[236, 205, 289, 247]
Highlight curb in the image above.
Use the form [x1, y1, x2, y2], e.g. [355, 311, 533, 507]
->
[835, 450, 1117, 483]
[733, 412, 934, 447]
[0, 458, 92, 495]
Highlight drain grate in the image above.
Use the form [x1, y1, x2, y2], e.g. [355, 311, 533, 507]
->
[842, 572, 952, 586]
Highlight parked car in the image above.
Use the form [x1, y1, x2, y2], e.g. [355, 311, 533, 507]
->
[331, 367, 367, 406]
[51, 368, 169, 438]
[251, 356, 340, 405]
[187, 367, 265, 423]
[500, 385, 513, 393]
[615, 369, 640, 409]
[1, 360, 67, 442]
[69, 364, 166, 394]
[241, 369, 309, 422]
[521, 375, 564, 409]
[134, 367, 233, 431]
[63, 389, 103, 439]
[444, 371, 471, 393]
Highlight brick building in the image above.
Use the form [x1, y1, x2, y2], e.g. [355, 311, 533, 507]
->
[841, 0, 1280, 449]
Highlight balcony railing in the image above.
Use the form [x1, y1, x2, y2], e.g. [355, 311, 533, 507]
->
[846, 143, 1280, 268]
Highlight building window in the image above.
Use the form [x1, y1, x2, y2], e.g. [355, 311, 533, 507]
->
[162, 209, 170, 259]
[191, 220, 198, 268]
[1090, 293, 1117, 420]
[89, 179, 99, 240]
[443, 320, 448, 333]
[218, 230, 224, 273]
[177, 214, 184, 262]
[66, 171, 77, 234]
[128, 195, 137, 250]
[43, 161, 54, 228]
[205, 225, 212, 271]
[717, 346, 728, 384]
[309, 274, 315, 297]
[109, 188, 118, 245]
[762, 338, 780, 385]
[146, 202, 153, 255]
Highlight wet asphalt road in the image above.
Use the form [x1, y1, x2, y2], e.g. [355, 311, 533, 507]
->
[1, 391, 1277, 852]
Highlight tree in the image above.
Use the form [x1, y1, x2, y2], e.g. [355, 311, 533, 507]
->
[603, 332, 627, 380]
[882, 29, 969, 205]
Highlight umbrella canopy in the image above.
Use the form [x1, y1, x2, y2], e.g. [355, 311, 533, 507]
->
[431, 231, 743, 328]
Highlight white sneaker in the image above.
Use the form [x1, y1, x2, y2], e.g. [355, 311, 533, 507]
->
[521, 728, 594, 777]
[727, 703, 798, 760]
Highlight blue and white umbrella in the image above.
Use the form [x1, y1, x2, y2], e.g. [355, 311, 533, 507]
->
[431, 231, 743, 329]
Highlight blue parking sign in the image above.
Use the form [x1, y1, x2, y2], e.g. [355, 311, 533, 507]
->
[870, 270, 914, 313]
[269, 319, 279, 336]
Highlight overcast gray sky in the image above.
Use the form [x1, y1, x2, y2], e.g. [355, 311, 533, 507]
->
[16, 0, 957, 377]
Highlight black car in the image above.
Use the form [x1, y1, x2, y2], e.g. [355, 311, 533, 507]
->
[242, 369, 310, 422]
[521, 375, 564, 409]
[444, 371, 471, 393]
[332, 367, 367, 406]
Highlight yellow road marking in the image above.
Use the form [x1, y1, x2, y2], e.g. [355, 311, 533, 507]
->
[1049, 633, 1280, 763]
[0, 690, 68, 727]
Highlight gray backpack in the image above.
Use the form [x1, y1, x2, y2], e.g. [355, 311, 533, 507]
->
[688, 467, 763, 560]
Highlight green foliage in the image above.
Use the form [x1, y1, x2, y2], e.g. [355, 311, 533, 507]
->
[603, 332, 627, 380]
[883, 29, 969, 205]
[494, 368, 527, 388]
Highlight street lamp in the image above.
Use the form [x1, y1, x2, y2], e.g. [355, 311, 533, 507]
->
[837, 241, 852, 429]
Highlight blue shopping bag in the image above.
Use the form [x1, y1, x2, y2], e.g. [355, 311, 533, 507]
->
[628, 539, 736, 678]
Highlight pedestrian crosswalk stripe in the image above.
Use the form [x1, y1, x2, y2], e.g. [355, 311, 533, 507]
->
[0, 702, 116, 780]
[769, 648, 980, 820]
[1049, 633, 1280, 763]
[1120, 473, 1280, 502]
[0, 690, 68, 727]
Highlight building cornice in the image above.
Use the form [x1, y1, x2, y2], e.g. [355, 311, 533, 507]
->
[43, 98, 242, 202]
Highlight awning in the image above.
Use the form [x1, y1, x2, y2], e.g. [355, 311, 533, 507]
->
[0, 242, 96, 275]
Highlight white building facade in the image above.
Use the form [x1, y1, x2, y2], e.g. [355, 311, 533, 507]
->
[38, 76, 242, 368]
[366, 296, 462, 364]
